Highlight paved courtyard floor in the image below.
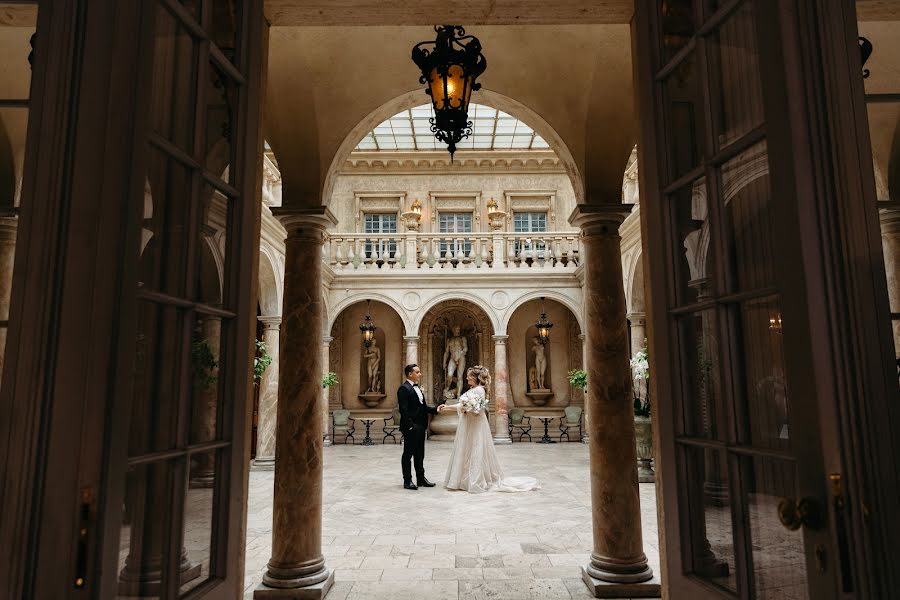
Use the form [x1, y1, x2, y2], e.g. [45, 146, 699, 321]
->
[243, 441, 660, 599]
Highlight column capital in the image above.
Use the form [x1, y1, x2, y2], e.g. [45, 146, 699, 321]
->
[322, 335, 334, 345]
[627, 312, 646, 324]
[568, 204, 631, 235]
[880, 206, 900, 235]
[270, 206, 337, 239]
[492, 334, 509, 343]
[258, 316, 281, 329]
[578, 333, 586, 341]
[0, 214, 18, 241]
[403, 335, 419, 342]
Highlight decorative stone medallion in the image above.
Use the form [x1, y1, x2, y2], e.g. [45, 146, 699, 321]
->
[490, 290, 509, 310]
[402, 291, 421, 311]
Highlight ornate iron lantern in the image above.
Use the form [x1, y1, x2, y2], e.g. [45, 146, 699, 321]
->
[535, 297, 553, 345]
[360, 300, 377, 347]
[411, 25, 487, 161]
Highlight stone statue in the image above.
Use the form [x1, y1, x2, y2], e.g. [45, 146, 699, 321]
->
[363, 338, 382, 393]
[531, 336, 547, 390]
[442, 325, 468, 399]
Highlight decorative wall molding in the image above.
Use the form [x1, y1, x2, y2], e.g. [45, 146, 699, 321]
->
[353, 191, 406, 229]
[429, 191, 481, 225]
[504, 190, 557, 225]
[341, 150, 565, 175]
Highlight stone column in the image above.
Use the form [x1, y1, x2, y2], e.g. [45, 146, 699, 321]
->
[253, 316, 281, 470]
[492, 335, 512, 445]
[627, 312, 646, 358]
[0, 214, 17, 387]
[322, 336, 333, 447]
[579, 333, 589, 443]
[570, 205, 658, 597]
[190, 315, 221, 487]
[404, 335, 419, 366]
[881, 208, 900, 357]
[255, 208, 336, 599]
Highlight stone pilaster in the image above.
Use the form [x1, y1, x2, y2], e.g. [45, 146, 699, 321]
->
[579, 333, 589, 443]
[253, 316, 281, 470]
[404, 335, 419, 367]
[492, 335, 512, 445]
[627, 312, 646, 358]
[322, 336, 333, 447]
[0, 215, 17, 388]
[255, 207, 336, 599]
[570, 205, 658, 598]
[880, 208, 900, 357]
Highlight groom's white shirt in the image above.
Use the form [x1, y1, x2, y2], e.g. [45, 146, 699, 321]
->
[406, 379, 424, 403]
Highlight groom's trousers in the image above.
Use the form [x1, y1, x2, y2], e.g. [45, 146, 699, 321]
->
[401, 427, 427, 483]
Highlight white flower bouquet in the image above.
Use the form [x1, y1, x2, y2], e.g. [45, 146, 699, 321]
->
[460, 392, 488, 414]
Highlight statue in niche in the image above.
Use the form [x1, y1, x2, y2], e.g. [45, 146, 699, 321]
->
[363, 338, 382, 393]
[531, 336, 548, 391]
[443, 324, 468, 399]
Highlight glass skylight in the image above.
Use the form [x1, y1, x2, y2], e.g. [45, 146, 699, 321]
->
[354, 103, 551, 152]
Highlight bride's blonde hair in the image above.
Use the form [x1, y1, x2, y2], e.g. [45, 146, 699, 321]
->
[468, 365, 491, 387]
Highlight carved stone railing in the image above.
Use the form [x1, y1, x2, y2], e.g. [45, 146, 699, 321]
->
[324, 231, 581, 271]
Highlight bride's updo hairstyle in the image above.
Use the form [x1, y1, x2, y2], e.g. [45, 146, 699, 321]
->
[468, 365, 492, 387]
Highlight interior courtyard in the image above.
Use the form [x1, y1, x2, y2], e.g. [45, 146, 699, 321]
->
[1, 2, 899, 600]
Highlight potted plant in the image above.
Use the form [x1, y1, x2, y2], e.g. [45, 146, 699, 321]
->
[322, 371, 339, 389]
[253, 339, 273, 386]
[567, 368, 587, 393]
[630, 344, 655, 483]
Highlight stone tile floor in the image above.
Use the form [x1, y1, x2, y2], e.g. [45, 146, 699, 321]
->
[243, 441, 660, 599]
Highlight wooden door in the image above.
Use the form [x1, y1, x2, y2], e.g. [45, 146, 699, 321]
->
[633, 1, 898, 598]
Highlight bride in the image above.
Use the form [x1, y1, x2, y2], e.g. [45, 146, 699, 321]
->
[440, 365, 540, 493]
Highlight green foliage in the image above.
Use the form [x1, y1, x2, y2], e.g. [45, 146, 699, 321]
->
[192, 338, 218, 389]
[631, 341, 651, 417]
[322, 371, 339, 388]
[567, 368, 587, 390]
[254, 339, 273, 384]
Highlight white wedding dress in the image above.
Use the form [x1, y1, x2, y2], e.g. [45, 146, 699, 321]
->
[443, 386, 540, 493]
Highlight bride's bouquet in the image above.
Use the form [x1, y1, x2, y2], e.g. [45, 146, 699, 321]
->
[460, 391, 488, 414]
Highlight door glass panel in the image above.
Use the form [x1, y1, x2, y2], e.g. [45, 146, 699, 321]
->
[205, 61, 234, 178]
[672, 177, 713, 306]
[735, 295, 792, 450]
[663, 52, 705, 181]
[142, 148, 194, 296]
[710, 1, 764, 147]
[131, 300, 184, 454]
[210, 0, 240, 65]
[181, 450, 219, 595]
[742, 457, 809, 600]
[677, 310, 724, 439]
[149, 3, 197, 152]
[196, 185, 229, 305]
[117, 460, 174, 598]
[660, 0, 694, 62]
[722, 141, 774, 292]
[682, 446, 737, 591]
[189, 312, 221, 446]
[0, 4, 36, 99]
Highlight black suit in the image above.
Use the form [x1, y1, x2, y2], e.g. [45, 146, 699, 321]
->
[398, 380, 438, 483]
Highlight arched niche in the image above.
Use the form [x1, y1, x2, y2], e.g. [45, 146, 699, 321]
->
[328, 299, 404, 413]
[417, 299, 495, 408]
[506, 298, 582, 409]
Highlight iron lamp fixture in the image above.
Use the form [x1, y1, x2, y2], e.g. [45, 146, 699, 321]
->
[360, 300, 377, 347]
[411, 25, 487, 161]
[535, 297, 553, 345]
[769, 314, 783, 333]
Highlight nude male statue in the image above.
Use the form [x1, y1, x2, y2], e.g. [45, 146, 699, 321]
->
[442, 325, 468, 399]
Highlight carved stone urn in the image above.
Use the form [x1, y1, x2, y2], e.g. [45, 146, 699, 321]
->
[429, 403, 459, 441]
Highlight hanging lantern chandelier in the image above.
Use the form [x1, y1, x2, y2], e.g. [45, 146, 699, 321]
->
[535, 297, 553, 346]
[359, 300, 377, 347]
[411, 25, 487, 161]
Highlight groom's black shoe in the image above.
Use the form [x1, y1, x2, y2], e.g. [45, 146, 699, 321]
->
[417, 477, 436, 487]
[403, 481, 418, 490]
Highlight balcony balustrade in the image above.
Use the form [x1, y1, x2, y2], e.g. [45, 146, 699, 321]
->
[324, 231, 581, 271]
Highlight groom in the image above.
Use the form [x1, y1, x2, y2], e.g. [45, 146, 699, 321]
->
[398, 363, 443, 490]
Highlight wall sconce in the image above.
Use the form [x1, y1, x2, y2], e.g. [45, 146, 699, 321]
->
[768, 314, 783, 333]
[535, 297, 553, 345]
[359, 300, 377, 347]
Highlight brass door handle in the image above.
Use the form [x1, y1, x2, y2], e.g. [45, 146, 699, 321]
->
[778, 497, 825, 531]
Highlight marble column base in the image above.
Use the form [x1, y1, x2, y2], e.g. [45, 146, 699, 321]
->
[251, 456, 276, 471]
[637, 459, 655, 483]
[118, 559, 201, 595]
[254, 570, 334, 600]
[323, 436, 332, 447]
[584, 553, 654, 585]
[582, 566, 661, 598]
[493, 414, 511, 444]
